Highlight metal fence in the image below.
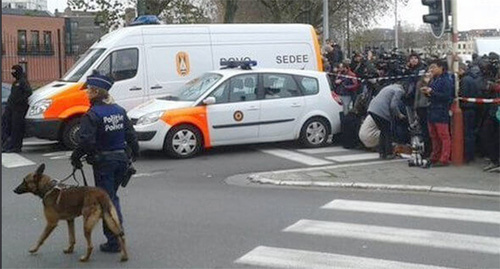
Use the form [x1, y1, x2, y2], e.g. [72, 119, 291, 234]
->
[2, 34, 77, 88]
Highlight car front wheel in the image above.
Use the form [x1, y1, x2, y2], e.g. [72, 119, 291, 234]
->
[299, 118, 329, 148]
[62, 117, 81, 149]
[164, 124, 202, 158]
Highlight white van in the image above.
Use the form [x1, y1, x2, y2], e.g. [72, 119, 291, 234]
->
[25, 23, 323, 148]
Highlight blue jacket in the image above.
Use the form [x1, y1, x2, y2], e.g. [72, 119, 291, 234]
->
[427, 73, 453, 123]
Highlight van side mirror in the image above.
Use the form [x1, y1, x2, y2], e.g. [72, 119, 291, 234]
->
[203, 96, 216, 105]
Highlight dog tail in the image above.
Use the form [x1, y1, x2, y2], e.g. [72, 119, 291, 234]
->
[97, 193, 129, 261]
[97, 194, 124, 237]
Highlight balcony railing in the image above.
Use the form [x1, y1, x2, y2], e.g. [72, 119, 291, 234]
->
[17, 43, 54, 56]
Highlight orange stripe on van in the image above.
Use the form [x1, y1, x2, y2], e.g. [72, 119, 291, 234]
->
[310, 26, 323, 71]
[160, 106, 211, 148]
[43, 82, 90, 119]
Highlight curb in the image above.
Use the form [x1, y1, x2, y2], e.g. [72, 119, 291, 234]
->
[248, 174, 500, 197]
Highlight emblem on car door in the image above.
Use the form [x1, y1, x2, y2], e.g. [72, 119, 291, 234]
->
[176, 52, 190, 77]
[233, 111, 244, 122]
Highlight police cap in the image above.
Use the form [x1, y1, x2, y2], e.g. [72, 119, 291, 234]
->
[86, 73, 114, 91]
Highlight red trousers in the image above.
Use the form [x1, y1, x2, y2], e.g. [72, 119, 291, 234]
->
[428, 122, 451, 164]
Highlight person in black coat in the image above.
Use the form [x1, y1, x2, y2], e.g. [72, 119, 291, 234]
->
[459, 64, 481, 162]
[2, 65, 32, 152]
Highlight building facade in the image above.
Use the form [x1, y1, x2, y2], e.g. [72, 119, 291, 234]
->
[436, 29, 500, 59]
[2, 9, 76, 87]
[1, 0, 47, 11]
[56, 8, 107, 56]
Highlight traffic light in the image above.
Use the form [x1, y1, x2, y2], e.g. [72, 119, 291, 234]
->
[422, 0, 451, 38]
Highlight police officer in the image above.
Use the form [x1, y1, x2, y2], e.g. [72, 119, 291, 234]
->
[71, 73, 139, 253]
[2, 65, 32, 152]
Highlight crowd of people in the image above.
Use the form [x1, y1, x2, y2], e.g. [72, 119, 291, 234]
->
[323, 40, 500, 172]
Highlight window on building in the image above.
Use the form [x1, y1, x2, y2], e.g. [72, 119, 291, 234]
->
[31, 30, 40, 53]
[72, 45, 80, 54]
[85, 33, 94, 39]
[17, 30, 27, 54]
[65, 32, 73, 54]
[42, 31, 53, 54]
[71, 21, 79, 31]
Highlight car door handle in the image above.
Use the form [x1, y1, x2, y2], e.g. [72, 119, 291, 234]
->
[291, 103, 302, 107]
[150, 85, 163, 89]
[130, 87, 142, 91]
[247, 106, 259, 111]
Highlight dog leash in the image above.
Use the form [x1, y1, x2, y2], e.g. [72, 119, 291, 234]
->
[60, 168, 88, 186]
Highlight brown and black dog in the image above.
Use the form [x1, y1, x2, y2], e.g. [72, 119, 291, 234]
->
[13, 163, 128, 262]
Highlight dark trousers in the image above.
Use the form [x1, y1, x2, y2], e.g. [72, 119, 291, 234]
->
[463, 109, 476, 162]
[3, 106, 27, 151]
[369, 112, 392, 158]
[416, 107, 432, 158]
[2, 107, 12, 147]
[93, 159, 127, 246]
[480, 117, 499, 164]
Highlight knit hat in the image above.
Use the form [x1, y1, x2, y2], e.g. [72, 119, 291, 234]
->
[86, 73, 114, 91]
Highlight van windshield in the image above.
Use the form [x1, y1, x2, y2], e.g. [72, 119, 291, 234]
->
[170, 73, 222, 101]
[60, 48, 106, 82]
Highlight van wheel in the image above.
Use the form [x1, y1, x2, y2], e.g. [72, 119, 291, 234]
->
[62, 118, 81, 150]
[299, 118, 329, 148]
[164, 124, 202, 158]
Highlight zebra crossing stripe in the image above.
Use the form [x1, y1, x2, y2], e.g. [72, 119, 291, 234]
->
[322, 199, 500, 225]
[297, 147, 349, 154]
[284, 220, 500, 254]
[22, 140, 57, 146]
[260, 149, 333, 166]
[2, 153, 36, 168]
[235, 246, 457, 269]
[325, 153, 380, 162]
[42, 151, 72, 157]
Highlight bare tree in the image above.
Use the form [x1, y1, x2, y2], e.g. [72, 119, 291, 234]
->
[69, 0, 211, 30]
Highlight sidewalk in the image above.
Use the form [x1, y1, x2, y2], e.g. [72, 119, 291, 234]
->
[248, 159, 500, 197]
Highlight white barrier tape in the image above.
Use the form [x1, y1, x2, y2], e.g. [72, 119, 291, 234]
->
[329, 72, 424, 83]
[459, 97, 500, 104]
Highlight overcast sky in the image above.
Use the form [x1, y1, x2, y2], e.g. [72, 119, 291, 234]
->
[48, 0, 500, 31]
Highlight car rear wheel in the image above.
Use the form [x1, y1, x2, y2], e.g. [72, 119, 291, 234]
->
[62, 117, 81, 149]
[299, 117, 329, 148]
[164, 124, 202, 158]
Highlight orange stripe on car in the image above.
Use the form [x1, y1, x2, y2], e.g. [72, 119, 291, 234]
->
[160, 106, 211, 148]
[43, 83, 90, 119]
[310, 26, 323, 71]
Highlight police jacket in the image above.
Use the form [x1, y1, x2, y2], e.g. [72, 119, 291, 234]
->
[7, 75, 32, 110]
[74, 100, 139, 161]
[427, 73, 453, 123]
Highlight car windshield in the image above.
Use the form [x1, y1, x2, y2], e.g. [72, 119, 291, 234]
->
[60, 48, 106, 82]
[165, 73, 222, 102]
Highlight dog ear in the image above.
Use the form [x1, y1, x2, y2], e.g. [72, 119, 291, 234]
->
[35, 163, 45, 177]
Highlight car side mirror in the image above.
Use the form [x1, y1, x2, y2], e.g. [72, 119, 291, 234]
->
[203, 96, 216, 105]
